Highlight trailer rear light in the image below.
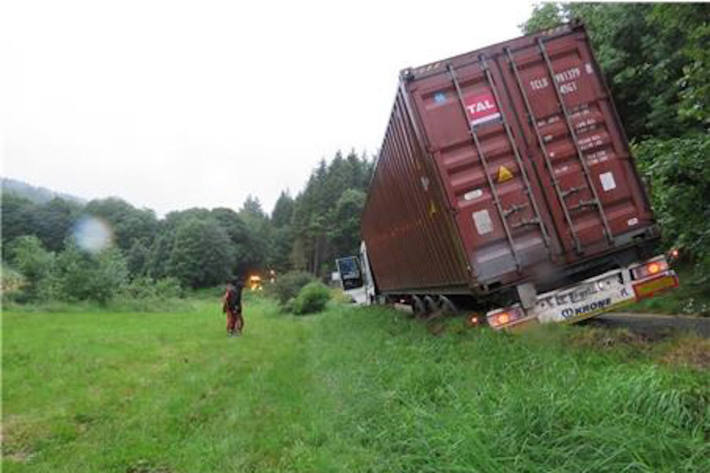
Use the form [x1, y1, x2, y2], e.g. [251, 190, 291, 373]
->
[631, 260, 668, 280]
[487, 307, 524, 328]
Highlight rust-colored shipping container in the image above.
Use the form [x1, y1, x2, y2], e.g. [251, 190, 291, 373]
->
[361, 22, 659, 301]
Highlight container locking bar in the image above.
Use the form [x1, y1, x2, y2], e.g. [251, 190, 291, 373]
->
[504, 46, 584, 255]
[536, 38, 615, 245]
[447, 63, 522, 273]
[478, 54, 552, 256]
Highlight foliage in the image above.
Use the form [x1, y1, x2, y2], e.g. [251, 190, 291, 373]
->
[288, 281, 331, 315]
[84, 197, 158, 251]
[266, 270, 314, 305]
[1, 262, 25, 294]
[1, 147, 371, 297]
[1, 193, 38, 246]
[121, 276, 183, 300]
[634, 135, 710, 279]
[53, 243, 129, 304]
[32, 198, 83, 252]
[167, 217, 234, 288]
[289, 151, 373, 276]
[5, 236, 55, 300]
[521, 3, 563, 34]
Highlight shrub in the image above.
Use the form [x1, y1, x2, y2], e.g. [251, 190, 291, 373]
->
[634, 134, 710, 281]
[121, 276, 183, 300]
[290, 281, 331, 315]
[267, 270, 314, 305]
[54, 243, 129, 304]
[6, 236, 55, 300]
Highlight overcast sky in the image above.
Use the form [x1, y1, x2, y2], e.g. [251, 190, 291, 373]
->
[1, 0, 535, 216]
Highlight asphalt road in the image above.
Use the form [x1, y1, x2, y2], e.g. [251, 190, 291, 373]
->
[587, 312, 710, 338]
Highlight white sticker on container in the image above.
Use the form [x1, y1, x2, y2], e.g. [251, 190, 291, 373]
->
[585, 62, 594, 74]
[463, 189, 483, 201]
[599, 172, 616, 191]
[627, 217, 639, 227]
[420, 176, 430, 191]
[473, 210, 493, 235]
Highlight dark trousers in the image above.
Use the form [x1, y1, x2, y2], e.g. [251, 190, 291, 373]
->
[226, 309, 244, 334]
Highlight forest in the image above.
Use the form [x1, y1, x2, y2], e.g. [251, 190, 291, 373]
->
[2, 152, 373, 302]
[2, 2, 708, 304]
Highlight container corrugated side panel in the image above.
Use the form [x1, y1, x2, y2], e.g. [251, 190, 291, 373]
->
[361, 88, 470, 294]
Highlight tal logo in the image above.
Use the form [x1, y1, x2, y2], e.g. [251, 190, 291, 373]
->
[463, 92, 500, 126]
[465, 99, 495, 114]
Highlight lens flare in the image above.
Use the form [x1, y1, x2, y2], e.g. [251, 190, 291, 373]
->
[73, 216, 113, 253]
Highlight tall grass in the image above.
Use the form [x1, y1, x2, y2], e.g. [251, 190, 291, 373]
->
[2, 299, 707, 472]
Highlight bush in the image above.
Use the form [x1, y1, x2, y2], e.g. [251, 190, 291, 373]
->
[634, 134, 710, 281]
[289, 281, 331, 315]
[267, 270, 314, 305]
[121, 276, 183, 300]
[6, 236, 55, 300]
[53, 243, 129, 304]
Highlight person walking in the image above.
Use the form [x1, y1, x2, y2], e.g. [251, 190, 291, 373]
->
[222, 278, 244, 336]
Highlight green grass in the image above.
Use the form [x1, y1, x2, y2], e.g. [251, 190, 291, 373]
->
[2, 299, 708, 472]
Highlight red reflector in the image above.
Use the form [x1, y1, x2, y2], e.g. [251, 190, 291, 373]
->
[633, 274, 678, 300]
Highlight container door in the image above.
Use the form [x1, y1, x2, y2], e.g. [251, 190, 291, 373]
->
[498, 32, 654, 262]
[409, 60, 558, 286]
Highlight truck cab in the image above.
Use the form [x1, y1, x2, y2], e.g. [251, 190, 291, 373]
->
[335, 243, 376, 305]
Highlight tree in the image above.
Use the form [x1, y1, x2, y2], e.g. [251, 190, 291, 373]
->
[54, 242, 129, 304]
[1, 193, 38, 248]
[521, 3, 564, 33]
[271, 191, 294, 228]
[211, 207, 261, 275]
[127, 239, 150, 277]
[84, 198, 158, 251]
[6, 235, 55, 299]
[237, 196, 271, 273]
[167, 217, 234, 288]
[34, 198, 82, 252]
[328, 188, 366, 258]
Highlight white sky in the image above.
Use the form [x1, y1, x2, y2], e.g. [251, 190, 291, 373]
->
[0, 0, 534, 216]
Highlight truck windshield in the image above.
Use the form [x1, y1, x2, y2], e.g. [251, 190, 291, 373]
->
[336, 257, 361, 280]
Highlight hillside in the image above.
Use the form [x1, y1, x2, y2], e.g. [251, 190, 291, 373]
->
[1, 177, 86, 205]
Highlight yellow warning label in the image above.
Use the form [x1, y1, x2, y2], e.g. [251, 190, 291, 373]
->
[497, 165, 514, 183]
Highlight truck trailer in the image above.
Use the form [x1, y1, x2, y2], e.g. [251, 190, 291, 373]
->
[341, 22, 678, 330]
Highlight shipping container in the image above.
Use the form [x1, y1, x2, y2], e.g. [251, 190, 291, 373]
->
[361, 22, 662, 306]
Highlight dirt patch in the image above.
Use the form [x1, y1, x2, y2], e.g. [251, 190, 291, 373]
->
[569, 327, 650, 349]
[659, 336, 710, 370]
[4, 451, 34, 463]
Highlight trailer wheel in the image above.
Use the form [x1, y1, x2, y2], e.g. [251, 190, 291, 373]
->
[424, 296, 438, 314]
[412, 295, 426, 317]
[438, 296, 458, 315]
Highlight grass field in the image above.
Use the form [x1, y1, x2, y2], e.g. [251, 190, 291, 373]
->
[2, 297, 708, 472]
